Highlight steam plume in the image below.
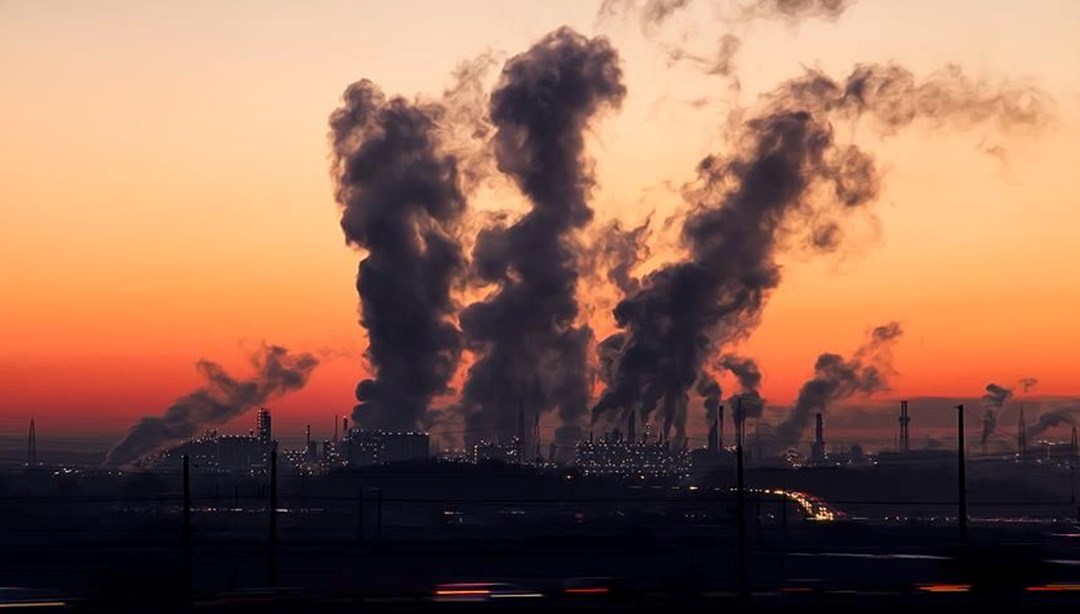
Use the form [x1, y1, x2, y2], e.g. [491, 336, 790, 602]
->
[593, 62, 1049, 439]
[774, 322, 902, 449]
[979, 382, 1012, 443]
[105, 346, 318, 467]
[459, 28, 626, 443]
[329, 79, 468, 430]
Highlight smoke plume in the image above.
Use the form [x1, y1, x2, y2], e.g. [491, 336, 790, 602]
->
[329, 79, 469, 431]
[105, 346, 319, 467]
[592, 62, 1049, 440]
[1027, 402, 1080, 439]
[1018, 377, 1039, 393]
[458, 28, 626, 444]
[978, 382, 1012, 443]
[719, 354, 765, 426]
[773, 322, 902, 449]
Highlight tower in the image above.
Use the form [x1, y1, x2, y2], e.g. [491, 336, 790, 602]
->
[899, 400, 911, 453]
[718, 404, 724, 450]
[334, 414, 339, 443]
[27, 418, 37, 466]
[1071, 425, 1078, 457]
[256, 408, 272, 444]
[627, 410, 636, 444]
[1018, 407, 1027, 457]
[810, 412, 826, 464]
[533, 413, 540, 462]
[707, 415, 719, 453]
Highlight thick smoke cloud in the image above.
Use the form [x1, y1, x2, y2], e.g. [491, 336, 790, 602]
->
[329, 80, 468, 431]
[774, 322, 902, 449]
[592, 62, 1049, 440]
[459, 28, 626, 444]
[105, 346, 319, 467]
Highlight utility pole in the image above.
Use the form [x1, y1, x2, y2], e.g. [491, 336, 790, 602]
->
[956, 404, 968, 543]
[268, 449, 278, 587]
[736, 396, 748, 597]
[182, 455, 192, 602]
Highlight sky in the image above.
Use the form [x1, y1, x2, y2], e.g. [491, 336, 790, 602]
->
[1, 0, 1078, 446]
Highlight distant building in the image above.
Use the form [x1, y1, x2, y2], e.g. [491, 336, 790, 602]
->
[256, 408, 273, 445]
[340, 429, 430, 467]
[575, 430, 689, 480]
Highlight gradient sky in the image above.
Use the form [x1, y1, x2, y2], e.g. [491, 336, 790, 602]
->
[2, 0, 1078, 443]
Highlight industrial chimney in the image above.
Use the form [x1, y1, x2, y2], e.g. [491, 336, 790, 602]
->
[810, 412, 826, 465]
[898, 400, 910, 453]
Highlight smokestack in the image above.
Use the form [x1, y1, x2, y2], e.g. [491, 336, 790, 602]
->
[343, 417, 349, 438]
[810, 412, 826, 464]
[628, 410, 637, 444]
[899, 400, 910, 453]
[1018, 406, 1028, 456]
[1072, 425, 1078, 456]
[305, 424, 311, 447]
[534, 413, 541, 463]
[718, 404, 724, 450]
[707, 416, 718, 453]
[27, 418, 37, 466]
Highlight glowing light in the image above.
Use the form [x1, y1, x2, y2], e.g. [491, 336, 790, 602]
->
[565, 587, 610, 595]
[917, 584, 970, 593]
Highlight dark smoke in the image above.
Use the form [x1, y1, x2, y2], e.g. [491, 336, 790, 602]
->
[1018, 377, 1039, 393]
[1027, 402, 1080, 439]
[979, 382, 1012, 443]
[329, 79, 468, 431]
[593, 62, 1049, 439]
[773, 322, 902, 450]
[591, 217, 652, 295]
[719, 354, 765, 425]
[459, 28, 626, 444]
[695, 375, 722, 420]
[105, 346, 319, 467]
[982, 382, 1012, 408]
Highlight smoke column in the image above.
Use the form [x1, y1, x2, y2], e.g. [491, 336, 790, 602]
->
[105, 345, 319, 467]
[980, 382, 1012, 443]
[719, 354, 765, 426]
[458, 28, 626, 444]
[774, 322, 902, 449]
[329, 80, 468, 431]
[593, 62, 1049, 439]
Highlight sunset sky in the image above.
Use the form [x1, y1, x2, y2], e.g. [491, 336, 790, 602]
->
[2, 0, 1078, 445]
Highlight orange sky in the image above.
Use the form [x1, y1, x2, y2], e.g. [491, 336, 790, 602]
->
[1, 1, 1078, 440]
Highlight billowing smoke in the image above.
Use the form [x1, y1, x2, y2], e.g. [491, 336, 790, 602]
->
[983, 383, 1013, 408]
[981, 410, 997, 446]
[593, 62, 1048, 440]
[329, 79, 468, 431]
[719, 354, 765, 426]
[1027, 402, 1080, 439]
[774, 322, 902, 449]
[591, 218, 652, 295]
[695, 375, 722, 420]
[458, 28, 626, 444]
[1018, 377, 1039, 393]
[105, 346, 319, 467]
